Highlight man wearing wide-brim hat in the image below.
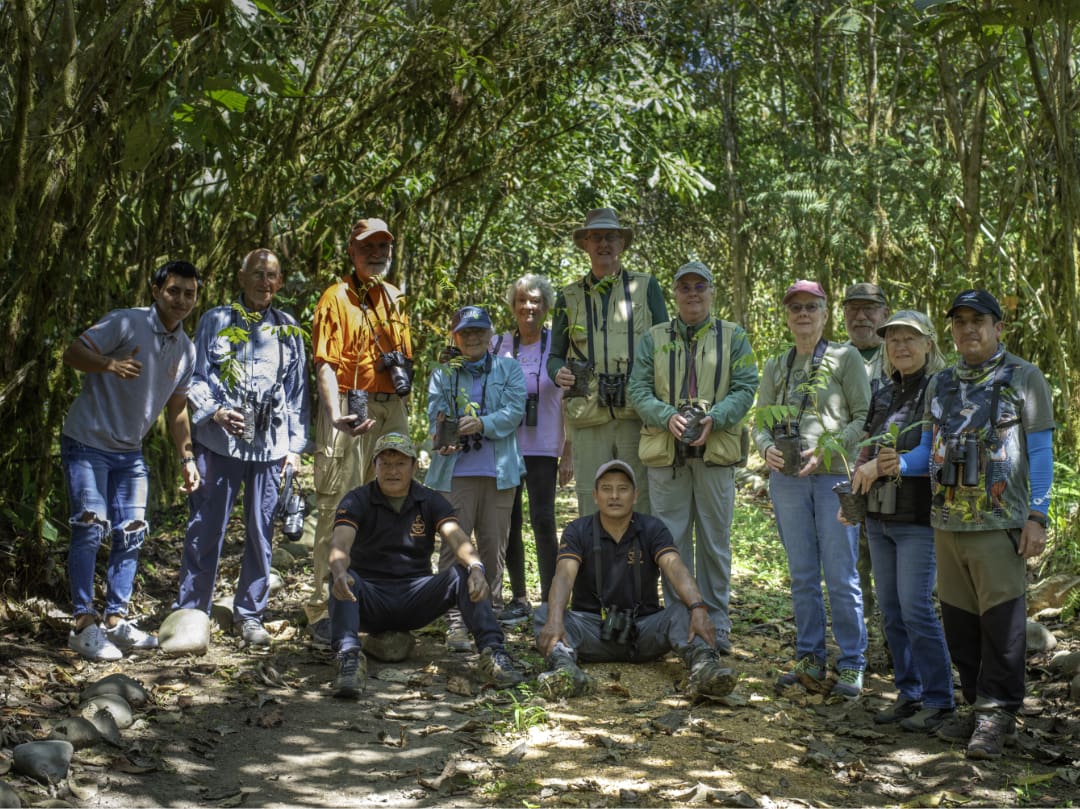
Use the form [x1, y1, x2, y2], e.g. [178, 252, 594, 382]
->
[546, 208, 668, 516]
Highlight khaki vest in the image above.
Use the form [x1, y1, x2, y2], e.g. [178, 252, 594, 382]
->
[638, 317, 747, 467]
[562, 269, 652, 427]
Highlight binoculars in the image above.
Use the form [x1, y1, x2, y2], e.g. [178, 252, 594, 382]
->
[524, 393, 539, 427]
[241, 388, 280, 443]
[679, 403, 707, 445]
[376, 350, 413, 396]
[866, 479, 898, 515]
[600, 608, 635, 645]
[939, 433, 981, 488]
[597, 372, 627, 409]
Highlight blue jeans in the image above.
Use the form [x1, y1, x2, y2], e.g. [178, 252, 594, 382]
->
[61, 436, 149, 619]
[174, 445, 281, 623]
[866, 517, 954, 709]
[769, 471, 866, 671]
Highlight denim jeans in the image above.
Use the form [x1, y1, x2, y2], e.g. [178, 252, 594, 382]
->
[866, 517, 954, 709]
[769, 471, 866, 671]
[61, 436, 149, 619]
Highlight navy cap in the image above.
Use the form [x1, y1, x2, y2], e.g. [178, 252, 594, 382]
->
[946, 289, 1003, 321]
[451, 305, 493, 333]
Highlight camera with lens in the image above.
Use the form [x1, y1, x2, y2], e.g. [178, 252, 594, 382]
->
[524, 393, 539, 427]
[346, 389, 369, 422]
[241, 389, 276, 443]
[438, 345, 462, 365]
[376, 350, 414, 396]
[866, 479, 897, 515]
[600, 607, 635, 645]
[597, 372, 627, 409]
[772, 423, 803, 476]
[938, 432, 981, 487]
[564, 359, 593, 398]
[273, 466, 306, 541]
[678, 403, 707, 445]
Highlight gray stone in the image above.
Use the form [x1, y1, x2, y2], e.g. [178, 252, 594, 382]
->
[278, 541, 310, 560]
[81, 673, 149, 708]
[1049, 650, 1080, 678]
[47, 717, 104, 750]
[271, 547, 295, 570]
[12, 740, 73, 784]
[1025, 619, 1057, 654]
[0, 780, 22, 808]
[158, 608, 210, 656]
[210, 597, 235, 632]
[363, 631, 415, 662]
[268, 568, 285, 597]
[80, 695, 133, 729]
[1027, 574, 1080, 614]
[1071, 673, 1080, 703]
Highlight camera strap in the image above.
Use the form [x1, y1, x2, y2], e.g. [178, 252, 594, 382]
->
[782, 338, 828, 428]
[512, 328, 547, 397]
[591, 514, 643, 617]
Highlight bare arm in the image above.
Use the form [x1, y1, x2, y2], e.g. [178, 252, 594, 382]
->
[317, 360, 372, 436]
[329, 523, 358, 601]
[63, 339, 142, 379]
[439, 519, 489, 602]
[537, 557, 580, 657]
[166, 392, 200, 493]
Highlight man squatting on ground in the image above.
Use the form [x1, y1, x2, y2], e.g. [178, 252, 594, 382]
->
[174, 249, 310, 648]
[903, 289, 1054, 760]
[533, 460, 737, 701]
[61, 260, 202, 661]
[326, 433, 524, 697]
[306, 217, 413, 646]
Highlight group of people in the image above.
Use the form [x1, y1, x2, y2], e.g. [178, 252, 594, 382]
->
[59, 208, 1053, 762]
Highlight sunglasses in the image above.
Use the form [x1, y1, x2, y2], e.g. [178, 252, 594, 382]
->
[587, 232, 622, 244]
[676, 282, 711, 294]
[786, 302, 823, 313]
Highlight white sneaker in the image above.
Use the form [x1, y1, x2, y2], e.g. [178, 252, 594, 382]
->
[69, 624, 123, 661]
[105, 618, 159, 651]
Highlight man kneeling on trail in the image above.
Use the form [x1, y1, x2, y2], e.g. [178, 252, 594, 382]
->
[533, 460, 737, 700]
[326, 433, 523, 697]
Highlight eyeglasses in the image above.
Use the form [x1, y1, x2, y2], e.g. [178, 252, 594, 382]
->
[786, 302, 822, 313]
[676, 282, 711, 294]
[587, 232, 622, 244]
[247, 271, 280, 282]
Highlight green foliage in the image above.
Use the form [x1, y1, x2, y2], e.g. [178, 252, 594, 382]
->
[480, 686, 549, 735]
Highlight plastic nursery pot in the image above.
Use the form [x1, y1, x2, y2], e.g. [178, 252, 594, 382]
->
[346, 389, 369, 423]
[679, 407, 707, 445]
[433, 417, 461, 451]
[564, 360, 594, 399]
[774, 434, 803, 476]
[833, 480, 868, 523]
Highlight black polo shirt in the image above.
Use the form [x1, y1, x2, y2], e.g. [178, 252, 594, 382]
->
[335, 481, 457, 579]
[556, 512, 677, 617]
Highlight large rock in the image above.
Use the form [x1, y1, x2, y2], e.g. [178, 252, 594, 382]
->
[158, 608, 210, 657]
[1028, 574, 1080, 614]
[0, 781, 21, 808]
[278, 542, 309, 560]
[12, 740, 73, 784]
[210, 597, 235, 632]
[48, 717, 108, 750]
[79, 695, 133, 729]
[1049, 650, 1080, 678]
[363, 631, 415, 662]
[1025, 620, 1058, 654]
[81, 673, 149, 708]
[270, 548, 295, 571]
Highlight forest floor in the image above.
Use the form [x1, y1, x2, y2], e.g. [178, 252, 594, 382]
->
[1, 485, 1078, 809]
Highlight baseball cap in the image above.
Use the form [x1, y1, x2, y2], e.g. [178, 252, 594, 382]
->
[594, 459, 637, 488]
[876, 309, 936, 339]
[673, 261, 714, 284]
[782, 279, 827, 304]
[843, 282, 887, 306]
[350, 218, 394, 243]
[451, 305, 493, 333]
[372, 432, 417, 460]
[946, 289, 1003, 321]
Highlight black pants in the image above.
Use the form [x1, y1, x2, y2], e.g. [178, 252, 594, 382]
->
[505, 455, 559, 603]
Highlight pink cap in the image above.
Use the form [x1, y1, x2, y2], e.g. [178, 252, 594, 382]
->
[782, 279, 827, 304]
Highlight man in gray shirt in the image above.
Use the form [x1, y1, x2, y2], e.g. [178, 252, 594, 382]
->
[61, 260, 202, 661]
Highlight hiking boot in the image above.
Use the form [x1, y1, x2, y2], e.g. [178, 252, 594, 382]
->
[69, 624, 123, 662]
[900, 707, 955, 733]
[775, 655, 826, 691]
[445, 611, 472, 653]
[537, 651, 593, 700]
[714, 629, 732, 656]
[874, 696, 921, 725]
[936, 709, 976, 743]
[830, 668, 864, 700]
[687, 646, 736, 700]
[333, 649, 366, 699]
[478, 647, 525, 688]
[105, 618, 158, 652]
[307, 617, 331, 648]
[966, 709, 1018, 760]
[363, 631, 414, 662]
[496, 600, 532, 627]
[237, 619, 271, 648]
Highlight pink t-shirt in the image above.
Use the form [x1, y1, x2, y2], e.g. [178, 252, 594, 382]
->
[493, 330, 565, 457]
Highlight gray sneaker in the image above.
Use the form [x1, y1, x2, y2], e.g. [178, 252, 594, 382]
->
[775, 655, 826, 691]
[445, 611, 472, 653]
[333, 649, 366, 699]
[69, 624, 123, 662]
[966, 710, 1018, 760]
[936, 709, 976, 743]
[238, 619, 271, 648]
[875, 696, 922, 725]
[478, 647, 525, 687]
[308, 617, 331, 648]
[537, 651, 593, 700]
[900, 707, 954, 733]
[830, 668, 863, 700]
[105, 619, 158, 652]
[687, 647, 736, 700]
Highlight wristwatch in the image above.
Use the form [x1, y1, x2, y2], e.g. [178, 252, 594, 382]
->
[1027, 511, 1048, 529]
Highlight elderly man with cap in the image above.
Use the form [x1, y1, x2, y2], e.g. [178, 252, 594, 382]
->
[427, 305, 526, 651]
[547, 208, 669, 517]
[533, 459, 737, 701]
[628, 261, 758, 654]
[898, 289, 1054, 759]
[306, 217, 414, 647]
[327, 433, 524, 698]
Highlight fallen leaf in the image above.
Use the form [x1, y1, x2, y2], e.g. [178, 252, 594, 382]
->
[253, 708, 283, 728]
[446, 676, 474, 697]
[1012, 772, 1057, 787]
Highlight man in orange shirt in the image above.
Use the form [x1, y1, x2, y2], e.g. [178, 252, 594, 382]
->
[305, 218, 413, 644]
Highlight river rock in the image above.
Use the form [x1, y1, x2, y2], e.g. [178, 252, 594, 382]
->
[1025, 620, 1057, 653]
[0, 781, 21, 807]
[12, 740, 73, 784]
[80, 695, 133, 729]
[278, 542, 309, 560]
[159, 608, 210, 656]
[270, 547, 295, 570]
[363, 631, 415, 662]
[48, 717, 105, 750]
[81, 673, 149, 708]
[1049, 650, 1080, 678]
[210, 597, 235, 632]
[1028, 574, 1080, 614]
